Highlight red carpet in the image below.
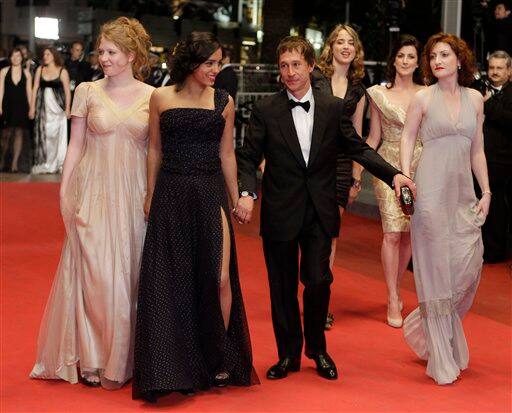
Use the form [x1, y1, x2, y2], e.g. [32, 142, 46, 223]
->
[1, 182, 511, 412]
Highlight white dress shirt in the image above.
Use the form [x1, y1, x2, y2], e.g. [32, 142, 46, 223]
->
[287, 87, 315, 165]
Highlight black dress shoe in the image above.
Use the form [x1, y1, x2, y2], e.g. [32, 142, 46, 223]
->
[307, 353, 338, 380]
[266, 357, 301, 380]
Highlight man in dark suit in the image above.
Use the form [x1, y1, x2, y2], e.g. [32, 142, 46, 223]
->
[214, 47, 238, 100]
[235, 37, 415, 381]
[481, 50, 512, 262]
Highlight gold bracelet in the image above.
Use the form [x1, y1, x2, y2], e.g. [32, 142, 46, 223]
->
[481, 191, 492, 196]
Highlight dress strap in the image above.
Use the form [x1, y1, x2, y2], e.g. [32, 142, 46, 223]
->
[214, 88, 229, 114]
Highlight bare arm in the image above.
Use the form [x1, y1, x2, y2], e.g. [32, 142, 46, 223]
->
[24, 69, 32, 110]
[60, 68, 72, 117]
[353, 98, 383, 176]
[350, 94, 366, 180]
[0, 68, 6, 116]
[400, 90, 425, 177]
[469, 90, 491, 216]
[29, 66, 41, 119]
[60, 116, 87, 197]
[220, 96, 238, 207]
[144, 89, 163, 219]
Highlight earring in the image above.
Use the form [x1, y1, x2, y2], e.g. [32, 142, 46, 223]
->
[457, 65, 461, 70]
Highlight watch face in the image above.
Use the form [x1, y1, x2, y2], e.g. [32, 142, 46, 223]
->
[241, 191, 249, 197]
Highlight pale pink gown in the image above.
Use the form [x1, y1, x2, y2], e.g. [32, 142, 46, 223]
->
[30, 80, 154, 387]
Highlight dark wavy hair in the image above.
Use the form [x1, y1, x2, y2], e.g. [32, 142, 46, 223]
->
[386, 35, 424, 88]
[42, 46, 64, 67]
[170, 32, 221, 91]
[422, 33, 476, 86]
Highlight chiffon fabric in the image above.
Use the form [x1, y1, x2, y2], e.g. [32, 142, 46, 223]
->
[31, 73, 68, 174]
[367, 85, 422, 233]
[403, 84, 484, 385]
[30, 80, 153, 387]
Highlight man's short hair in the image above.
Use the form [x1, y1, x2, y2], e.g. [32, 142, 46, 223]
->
[488, 50, 512, 68]
[495, 1, 511, 10]
[72, 41, 84, 50]
[276, 36, 316, 67]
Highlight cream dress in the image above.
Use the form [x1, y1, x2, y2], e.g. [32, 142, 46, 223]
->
[30, 80, 153, 386]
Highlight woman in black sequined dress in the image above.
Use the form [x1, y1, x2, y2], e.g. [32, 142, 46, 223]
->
[133, 32, 258, 402]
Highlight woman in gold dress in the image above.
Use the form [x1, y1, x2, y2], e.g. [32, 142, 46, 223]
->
[365, 35, 424, 327]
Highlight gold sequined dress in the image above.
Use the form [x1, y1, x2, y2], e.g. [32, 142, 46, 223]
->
[367, 85, 422, 233]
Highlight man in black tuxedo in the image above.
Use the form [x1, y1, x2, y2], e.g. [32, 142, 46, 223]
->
[235, 36, 415, 381]
[214, 47, 238, 100]
[480, 51, 512, 262]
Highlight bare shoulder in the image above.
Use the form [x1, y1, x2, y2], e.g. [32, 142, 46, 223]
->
[466, 87, 483, 112]
[408, 86, 430, 112]
[466, 87, 483, 102]
[0, 67, 7, 77]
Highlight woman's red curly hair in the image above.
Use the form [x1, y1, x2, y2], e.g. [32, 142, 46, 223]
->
[422, 33, 476, 86]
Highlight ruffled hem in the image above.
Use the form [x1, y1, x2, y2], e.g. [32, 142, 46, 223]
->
[403, 279, 479, 385]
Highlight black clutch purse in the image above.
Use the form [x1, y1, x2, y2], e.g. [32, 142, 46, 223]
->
[399, 186, 414, 216]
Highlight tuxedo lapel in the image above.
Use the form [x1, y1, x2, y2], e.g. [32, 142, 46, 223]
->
[275, 91, 307, 169]
[308, 89, 329, 167]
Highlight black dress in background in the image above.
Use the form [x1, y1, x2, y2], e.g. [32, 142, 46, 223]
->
[133, 89, 258, 401]
[2, 67, 32, 172]
[2, 67, 30, 129]
[312, 68, 366, 207]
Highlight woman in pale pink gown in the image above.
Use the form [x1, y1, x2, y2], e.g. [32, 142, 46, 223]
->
[30, 17, 154, 389]
[400, 33, 490, 385]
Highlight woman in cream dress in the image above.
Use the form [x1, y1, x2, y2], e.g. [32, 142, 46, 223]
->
[366, 35, 424, 328]
[30, 17, 154, 389]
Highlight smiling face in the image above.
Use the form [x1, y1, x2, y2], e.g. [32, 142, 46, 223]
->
[279, 49, 314, 98]
[190, 47, 222, 87]
[332, 29, 356, 65]
[429, 41, 459, 80]
[394, 45, 419, 77]
[10, 50, 23, 67]
[97, 38, 134, 78]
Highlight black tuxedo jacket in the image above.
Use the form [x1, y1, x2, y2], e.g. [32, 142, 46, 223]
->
[483, 82, 512, 171]
[214, 65, 238, 100]
[237, 88, 400, 241]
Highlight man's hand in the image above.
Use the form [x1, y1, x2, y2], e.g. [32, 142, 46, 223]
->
[393, 174, 416, 200]
[234, 196, 254, 224]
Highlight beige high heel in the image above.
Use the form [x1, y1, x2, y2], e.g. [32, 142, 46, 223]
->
[387, 300, 403, 328]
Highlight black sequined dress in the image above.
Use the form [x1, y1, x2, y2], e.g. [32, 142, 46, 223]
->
[133, 89, 258, 400]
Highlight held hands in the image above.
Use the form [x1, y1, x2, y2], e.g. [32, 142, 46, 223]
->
[393, 174, 416, 200]
[233, 196, 254, 224]
[348, 185, 361, 205]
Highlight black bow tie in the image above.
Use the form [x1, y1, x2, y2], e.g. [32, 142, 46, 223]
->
[288, 99, 310, 112]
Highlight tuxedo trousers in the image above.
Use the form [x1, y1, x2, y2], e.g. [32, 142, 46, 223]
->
[262, 199, 333, 360]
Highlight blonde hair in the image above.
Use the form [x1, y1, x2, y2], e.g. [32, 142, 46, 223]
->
[97, 17, 152, 81]
[318, 24, 365, 83]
